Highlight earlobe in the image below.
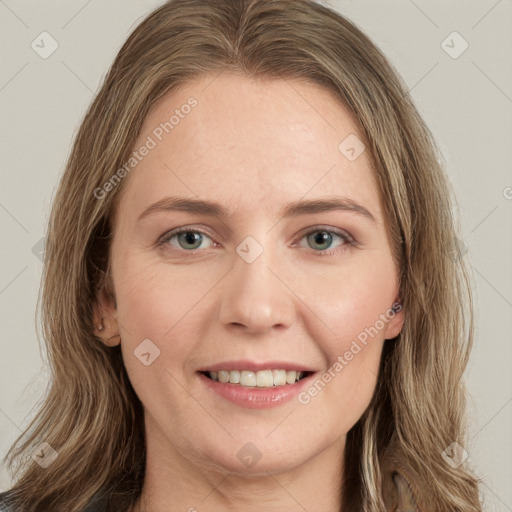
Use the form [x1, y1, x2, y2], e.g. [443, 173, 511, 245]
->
[92, 284, 121, 347]
[384, 300, 404, 340]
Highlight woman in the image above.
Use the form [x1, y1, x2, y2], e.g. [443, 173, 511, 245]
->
[1, 0, 482, 510]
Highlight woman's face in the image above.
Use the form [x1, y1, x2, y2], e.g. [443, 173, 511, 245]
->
[98, 72, 403, 476]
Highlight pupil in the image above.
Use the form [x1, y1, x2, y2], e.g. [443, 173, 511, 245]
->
[311, 231, 331, 250]
[180, 232, 201, 249]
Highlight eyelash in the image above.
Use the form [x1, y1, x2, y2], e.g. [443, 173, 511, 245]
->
[157, 225, 357, 257]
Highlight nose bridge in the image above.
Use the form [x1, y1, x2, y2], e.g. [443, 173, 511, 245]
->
[218, 238, 293, 333]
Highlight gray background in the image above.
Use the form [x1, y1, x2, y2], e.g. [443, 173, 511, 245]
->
[1, 0, 511, 509]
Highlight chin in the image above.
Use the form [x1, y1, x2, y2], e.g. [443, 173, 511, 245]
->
[195, 437, 308, 476]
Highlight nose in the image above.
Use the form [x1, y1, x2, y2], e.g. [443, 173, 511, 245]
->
[217, 245, 295, 336]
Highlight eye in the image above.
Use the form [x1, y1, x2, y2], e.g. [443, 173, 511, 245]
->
[295, 227, 356, 255]
[157, 225, 356, 256]
[158, 227, 216, 251]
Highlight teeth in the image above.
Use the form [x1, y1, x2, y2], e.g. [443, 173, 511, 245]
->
[256, 369, 273, 387]
[241, 370, 257, 387]
[272, 369, 287, 386]
[207, 369, 307, 387]
[286, 370, 297, 384]
[218, 370, 229, 383]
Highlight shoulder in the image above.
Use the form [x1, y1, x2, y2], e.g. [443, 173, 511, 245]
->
[0, 491, 110, 512]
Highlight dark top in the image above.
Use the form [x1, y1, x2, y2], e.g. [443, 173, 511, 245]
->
[0, 491, 109, 512]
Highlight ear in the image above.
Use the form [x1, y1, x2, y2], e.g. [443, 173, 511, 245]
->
[383, 300, 404, 340]
[92, 278, 121, 347]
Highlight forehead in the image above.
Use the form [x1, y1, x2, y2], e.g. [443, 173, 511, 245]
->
[116, 72, 384, 224]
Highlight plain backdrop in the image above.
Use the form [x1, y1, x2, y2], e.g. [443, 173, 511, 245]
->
[1, 0, 511, 510]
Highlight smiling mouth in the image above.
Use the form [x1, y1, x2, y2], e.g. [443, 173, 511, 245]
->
[201, 369, 312, 388]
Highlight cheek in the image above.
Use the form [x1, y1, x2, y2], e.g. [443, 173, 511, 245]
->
[113, 257, 203, 414]
[113, 251, 214, 341]
[112, 252, 224, 400]
[299, 252, 398, 346]
[297, 252, 396, 406]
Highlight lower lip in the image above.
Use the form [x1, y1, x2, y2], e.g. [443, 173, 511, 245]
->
[198, 372, 316, 409]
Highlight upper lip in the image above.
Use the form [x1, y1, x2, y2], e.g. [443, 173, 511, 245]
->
[197, 360, 318, 373]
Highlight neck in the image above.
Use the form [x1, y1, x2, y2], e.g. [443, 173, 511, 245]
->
[132, 421, 346, 512]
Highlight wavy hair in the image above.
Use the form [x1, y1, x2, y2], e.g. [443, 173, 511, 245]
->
[4, 0, 481, 510]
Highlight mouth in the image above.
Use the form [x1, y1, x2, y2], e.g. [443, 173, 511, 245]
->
[197, 362, 318, 409]
[200, 369, 313, 388]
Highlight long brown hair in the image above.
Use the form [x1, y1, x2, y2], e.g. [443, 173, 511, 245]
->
[4, 0, 481, 510]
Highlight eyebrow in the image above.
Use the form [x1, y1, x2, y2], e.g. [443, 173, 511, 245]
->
[137, 196, 376, 223]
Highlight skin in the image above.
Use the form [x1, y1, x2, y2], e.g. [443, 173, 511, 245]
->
[94, 72, 404, 512]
